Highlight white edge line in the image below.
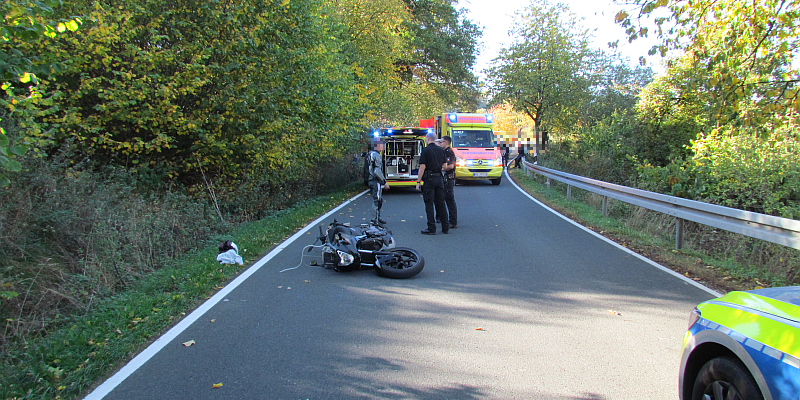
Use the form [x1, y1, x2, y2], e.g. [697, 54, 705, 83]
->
[506, 169, 722, 298]
[83, 190, 369, 400]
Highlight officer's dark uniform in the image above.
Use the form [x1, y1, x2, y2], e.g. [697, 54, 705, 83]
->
[418, 142, 448, 234]
[443, 146, 457, 227]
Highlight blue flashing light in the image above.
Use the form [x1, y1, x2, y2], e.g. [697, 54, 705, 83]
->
[486, 114, 493, 123]
[387, 129, 393, 135]
[427, 128, 433, 134]
[448, 113, 457, 123]
[372, 131, 380, 138]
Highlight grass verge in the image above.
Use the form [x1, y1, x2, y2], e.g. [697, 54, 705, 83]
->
[507, 168, 796, 294]
[0, 183, 365, 400]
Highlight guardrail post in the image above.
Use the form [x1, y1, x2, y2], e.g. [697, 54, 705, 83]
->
[602, 196, 608, 217]
[546, 177, 550, 189]
[567, 185, 571, 200]
[676, 218, 684, 250]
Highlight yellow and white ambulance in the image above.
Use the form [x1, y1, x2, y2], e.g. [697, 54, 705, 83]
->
[433, 113, 504, 185]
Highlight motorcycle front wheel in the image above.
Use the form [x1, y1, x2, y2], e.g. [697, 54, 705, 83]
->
[375, 247, 425, 279]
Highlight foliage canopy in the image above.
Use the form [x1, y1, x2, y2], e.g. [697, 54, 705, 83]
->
[486, 0, 596, 134]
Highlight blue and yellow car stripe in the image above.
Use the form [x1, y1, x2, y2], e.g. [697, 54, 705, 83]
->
[684, 287, 800, 400]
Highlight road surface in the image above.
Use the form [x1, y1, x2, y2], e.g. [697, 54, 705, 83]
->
[86, 171, 717, 399]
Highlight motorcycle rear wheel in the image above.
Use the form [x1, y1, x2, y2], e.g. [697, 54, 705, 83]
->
[376, 247, 425, 279]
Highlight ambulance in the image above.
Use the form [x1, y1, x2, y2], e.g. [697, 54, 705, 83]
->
[367, 126, 431, 187]
[431, 113, 504, 185]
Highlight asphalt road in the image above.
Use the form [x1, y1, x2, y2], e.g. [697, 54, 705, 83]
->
[86, 171, 718, 400]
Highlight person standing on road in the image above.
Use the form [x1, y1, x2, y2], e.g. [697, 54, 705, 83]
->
[438, 136, 457, 229]
[416, 132, 448, 235]
[367, 139, 390, 224]
[514, 141, 525, 169]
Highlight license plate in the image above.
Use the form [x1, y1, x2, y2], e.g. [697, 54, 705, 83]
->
[473, 173, 488, 177]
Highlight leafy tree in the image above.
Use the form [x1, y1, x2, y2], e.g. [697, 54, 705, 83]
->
[398, 0, 482, 110]
[490, 102, 533, 134]
[616, 0, 800, 219]
[615, 0, 800, 129]
[632, 55, 709, 163]
[486, 0, 595, 136]
[373, 82, 447, 126]
[580, 56, 653, 127]
[0, 0, 80, 187]
[10, 0, 363, 187]
[326, 0, 413, 124]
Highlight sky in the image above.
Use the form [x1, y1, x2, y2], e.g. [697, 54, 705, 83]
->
[456, 0, 667, 79]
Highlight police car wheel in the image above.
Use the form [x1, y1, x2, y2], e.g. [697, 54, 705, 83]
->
[375, 247, 424, 279]
[690, 356, 762, 400]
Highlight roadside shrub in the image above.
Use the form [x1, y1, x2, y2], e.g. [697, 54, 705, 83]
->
[690, 125, 800, 218]
[636, 159, 702, 200]
[195, 152, 365, 223]
[542, 114, 649, 185]
[0, 155, 227, 348]
[635, 123, 800, 219]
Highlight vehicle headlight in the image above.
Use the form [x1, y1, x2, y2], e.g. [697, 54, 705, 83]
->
[456, 156, 466, 167]
[493, 156, 502, 166]
[336, 250, 355, 266]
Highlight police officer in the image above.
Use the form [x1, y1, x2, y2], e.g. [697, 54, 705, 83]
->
[438, 136, 457, 228]
[367, 139, 389, 224]
[416, 132, 448, 235]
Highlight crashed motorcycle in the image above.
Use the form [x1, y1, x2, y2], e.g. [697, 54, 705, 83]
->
[302, 219, 424, 279]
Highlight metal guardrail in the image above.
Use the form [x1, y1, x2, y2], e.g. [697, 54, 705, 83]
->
[521, 160, 800, 250]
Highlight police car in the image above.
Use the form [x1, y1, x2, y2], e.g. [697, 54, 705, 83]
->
[679, 286, 800, 400]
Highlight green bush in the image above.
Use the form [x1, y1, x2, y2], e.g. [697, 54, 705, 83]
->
[0, 146, 363, 349]
[5, 0, 366, 187]
[541, 114, 639, 185]
[0, 155, 228, 347]
[689, 126, 800, 218]
[635, 124, 800, 219]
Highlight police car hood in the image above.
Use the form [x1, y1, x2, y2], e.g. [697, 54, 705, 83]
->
[717, 286, 800, 323]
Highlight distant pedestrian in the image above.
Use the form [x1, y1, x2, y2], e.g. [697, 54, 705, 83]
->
[514, 146, 524, 169]
[367, 139, 390, 224]
[438, 136, 457, 228]
[416, 132, 448, 235]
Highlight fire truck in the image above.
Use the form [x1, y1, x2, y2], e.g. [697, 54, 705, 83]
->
[429, 113, 504, 185]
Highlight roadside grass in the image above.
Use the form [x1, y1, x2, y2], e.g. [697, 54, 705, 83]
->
[507, 168, 799, 293]
[0, 183, 365, 400]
